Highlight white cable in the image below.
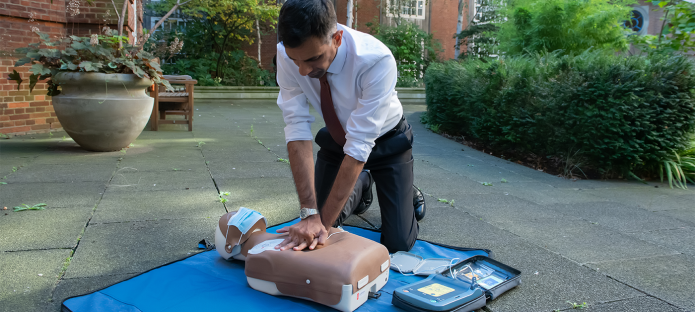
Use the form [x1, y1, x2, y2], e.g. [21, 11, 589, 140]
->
[392, 257, 461, 277]
[393, 263, 417, 276]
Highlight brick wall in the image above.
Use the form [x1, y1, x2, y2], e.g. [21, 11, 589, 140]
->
[334, 0, 462, 60]
[1, 1, 67, 135]
[430, 0, 460, 60]
[241, 29, 279, 72]
[66, 0, 124, 37]
[335, 0, 380, 33]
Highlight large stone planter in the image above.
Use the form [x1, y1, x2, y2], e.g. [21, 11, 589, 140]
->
[52, 72, 154, 152]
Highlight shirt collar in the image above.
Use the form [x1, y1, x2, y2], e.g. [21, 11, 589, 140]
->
[327, 40, 346, 74]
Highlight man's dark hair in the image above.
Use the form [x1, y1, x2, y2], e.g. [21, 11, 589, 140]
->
[278, 0, 337, 48]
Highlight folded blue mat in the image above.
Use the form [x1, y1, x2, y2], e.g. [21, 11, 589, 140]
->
[63, 219, 489, 312]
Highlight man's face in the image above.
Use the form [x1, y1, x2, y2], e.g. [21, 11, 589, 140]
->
[285, 31, 343, 79]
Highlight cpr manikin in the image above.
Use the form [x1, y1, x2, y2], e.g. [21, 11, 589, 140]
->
[215, 208, 390, 312]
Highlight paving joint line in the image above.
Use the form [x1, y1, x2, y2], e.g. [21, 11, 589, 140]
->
[583, 252, 686, 266]
[194, 136, 228, 213]
[355, 214, 378, 230]
[624, 226, 695, 235]
[3, 247, 74, 253]
[599, 274, 686, 310]
[48, 155, 122, 303]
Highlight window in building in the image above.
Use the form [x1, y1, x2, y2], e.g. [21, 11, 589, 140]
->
[150, 17, 186, 32]
[625, 10, 644, 32]
[624, 6, 649, 36]
[387, 0, 426, 19]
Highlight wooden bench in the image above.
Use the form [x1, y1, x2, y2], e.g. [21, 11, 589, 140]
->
[150, 75, 198, 131]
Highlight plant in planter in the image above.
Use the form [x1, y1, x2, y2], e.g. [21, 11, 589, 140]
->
[7, 0, 190, 152]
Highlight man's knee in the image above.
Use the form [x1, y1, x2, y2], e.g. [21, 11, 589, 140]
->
[381, 227, 418, 253]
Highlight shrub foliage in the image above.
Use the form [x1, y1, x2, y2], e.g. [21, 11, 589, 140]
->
[495, 0, 634, 56]
[424, 51, 695, 176]
[367, 21, 441, 87]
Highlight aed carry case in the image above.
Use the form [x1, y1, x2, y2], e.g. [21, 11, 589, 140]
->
[391, 254, 521, 312]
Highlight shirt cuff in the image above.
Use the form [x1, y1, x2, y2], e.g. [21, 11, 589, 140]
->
[343, 138, 373, 163]
[284, 121, 314, 144]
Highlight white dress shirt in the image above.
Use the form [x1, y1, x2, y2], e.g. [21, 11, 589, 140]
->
[276, 24, 403, 162]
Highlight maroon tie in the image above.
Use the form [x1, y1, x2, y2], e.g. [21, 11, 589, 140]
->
[320, 74, 347, 146]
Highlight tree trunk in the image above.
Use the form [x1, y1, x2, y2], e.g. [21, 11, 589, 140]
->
[347, 0, 354, 28]
[256, 19, 262, 66]
[455, 0, 466, 58]
[216, 33, 232, 79]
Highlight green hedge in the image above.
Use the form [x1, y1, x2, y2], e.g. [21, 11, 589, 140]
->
[424, 51, 695, 175]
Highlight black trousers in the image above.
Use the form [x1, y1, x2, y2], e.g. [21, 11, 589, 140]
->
[314, 118, 419, 252]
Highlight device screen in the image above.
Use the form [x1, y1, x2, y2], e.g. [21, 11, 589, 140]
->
[417, 283, 455, 297]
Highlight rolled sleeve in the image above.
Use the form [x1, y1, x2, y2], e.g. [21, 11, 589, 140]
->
[343, 55, 399, 162]
[276, 47, 315, 143]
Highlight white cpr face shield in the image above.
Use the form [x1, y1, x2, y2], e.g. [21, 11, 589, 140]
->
[215, 208, 268, 260]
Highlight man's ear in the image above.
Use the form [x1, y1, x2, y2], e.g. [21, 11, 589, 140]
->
[333, 30, 344, 48]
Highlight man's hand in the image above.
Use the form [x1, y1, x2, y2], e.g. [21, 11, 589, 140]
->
[275, 214, 328, 251]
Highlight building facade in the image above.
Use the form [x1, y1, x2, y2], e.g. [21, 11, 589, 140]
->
[0, 0, 670, 135]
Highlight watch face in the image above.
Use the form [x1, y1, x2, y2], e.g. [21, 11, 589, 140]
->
[300, 209, 307, 219]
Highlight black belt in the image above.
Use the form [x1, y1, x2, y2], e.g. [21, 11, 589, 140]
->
[376, 116, 406, 142]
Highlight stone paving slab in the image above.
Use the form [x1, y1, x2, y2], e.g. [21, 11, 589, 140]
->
[201, 148, 281, 164]
[31, 145, 123, 166]
[0, 207, 91, 252]
[213, 177, 299, 225]
[582, 189, 695, 212]
[117, 155, 209, 172]
[0, 249, 72, 312]
[413, 159, 499, 195]
[491, 217, 680, 265]
[582, 296, 685, 312]
[107, 168, 215, 192]
[587, 254, 695, 311]
[656, 208, 695, 226]
[64, 218, 216, 279]
[547, 202, 692, 233]
[0, 181, 106, 209]
[4, 164, 116, 184]
[630, 227, 695, 257]
[91, 188, 224, 223]
[505, 188, 608, 206]
[207, 160, 293, 180]
[446, 193, 574, 223]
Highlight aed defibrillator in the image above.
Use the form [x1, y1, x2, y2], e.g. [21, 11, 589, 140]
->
[390, 253, 521, 312]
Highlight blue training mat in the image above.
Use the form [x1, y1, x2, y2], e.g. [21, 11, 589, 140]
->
[63, 219, 489, 312]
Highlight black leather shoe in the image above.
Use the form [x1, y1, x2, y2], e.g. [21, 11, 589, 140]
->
[353, 170, 373, 215]
[413, 185, 426, 221]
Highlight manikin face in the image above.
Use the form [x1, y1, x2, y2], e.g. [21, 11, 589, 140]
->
[284, 30, 343, 79]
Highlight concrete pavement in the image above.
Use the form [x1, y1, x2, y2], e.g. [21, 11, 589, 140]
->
[1, 99, 693, 311]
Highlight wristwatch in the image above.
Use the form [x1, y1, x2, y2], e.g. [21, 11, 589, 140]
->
[299, 208, 319, 220]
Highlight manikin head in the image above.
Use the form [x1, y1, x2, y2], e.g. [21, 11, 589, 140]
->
[215, 209, 268, 260]
[278, 0, 343, 79]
